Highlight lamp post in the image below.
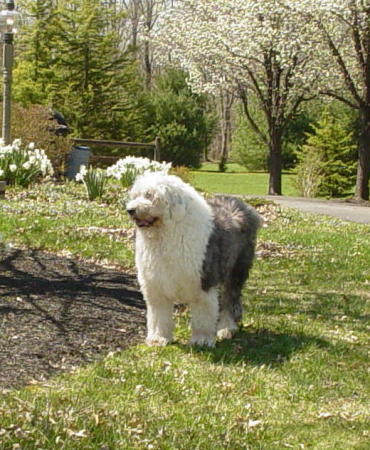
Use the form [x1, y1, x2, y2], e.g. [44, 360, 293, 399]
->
[0, 0, 19, 145]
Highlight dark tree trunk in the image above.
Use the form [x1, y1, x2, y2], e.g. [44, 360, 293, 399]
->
[356, 107, 370, 200]
[268, 129, 283, 195]
[219, 91, 233, 171]
[143, 41, 152, 90]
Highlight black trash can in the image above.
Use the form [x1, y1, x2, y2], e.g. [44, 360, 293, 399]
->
[67, 146, 91, 180]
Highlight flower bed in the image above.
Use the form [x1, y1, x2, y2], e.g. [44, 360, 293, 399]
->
[76, 156, 172, 200]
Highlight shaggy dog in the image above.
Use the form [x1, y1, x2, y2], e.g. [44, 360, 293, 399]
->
[126, 172, 261, 347]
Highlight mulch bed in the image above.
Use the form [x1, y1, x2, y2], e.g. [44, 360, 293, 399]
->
[0, 248, 146, 390]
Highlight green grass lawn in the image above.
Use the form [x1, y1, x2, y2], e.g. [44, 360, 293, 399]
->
[191, 163, 299, 196]
[0, 182, 135, 269]
[0, 181, 369, 449]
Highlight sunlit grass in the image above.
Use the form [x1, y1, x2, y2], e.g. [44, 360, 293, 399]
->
[0, 181, 134, 268]
[192, 163, 299, 196]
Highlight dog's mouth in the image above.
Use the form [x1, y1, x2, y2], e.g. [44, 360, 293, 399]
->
[134, 217, 158, 228]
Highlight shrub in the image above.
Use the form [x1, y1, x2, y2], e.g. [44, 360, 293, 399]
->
[0, 139, 54, 187]
[294, 149, 324, 198]
[296, 110, 357, 197]
[106, 156, 172, 188]
[148, 69, 216, 168]
[169, 166, 194, 184]
[5, 104, 71, 177]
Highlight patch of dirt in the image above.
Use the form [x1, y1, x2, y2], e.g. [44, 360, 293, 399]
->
[256, 241, 302, 259]
[0, 248, 146, 390]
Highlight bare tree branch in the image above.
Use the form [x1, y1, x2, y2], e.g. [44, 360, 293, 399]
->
[238, 86, 268, 145]
[319, 22, 363, 107]
[320, 90, 360, 109]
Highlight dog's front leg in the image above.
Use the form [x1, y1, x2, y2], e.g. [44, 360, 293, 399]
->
[190, 288, 218, 347]
[145, 298, 174, 346]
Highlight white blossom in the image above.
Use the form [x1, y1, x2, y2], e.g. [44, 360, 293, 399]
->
[75, 165, 88, 182]
[12, 138, 22, 148]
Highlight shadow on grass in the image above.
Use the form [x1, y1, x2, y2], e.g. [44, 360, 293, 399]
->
[0, 248, 143, 312]
[0, 247, 145, 389]
[178, 326, 330, 367]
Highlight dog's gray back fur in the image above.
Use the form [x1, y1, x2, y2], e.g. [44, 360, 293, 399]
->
[201, 196, 261, 322]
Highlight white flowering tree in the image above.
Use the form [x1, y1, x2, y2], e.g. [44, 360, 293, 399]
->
[295, 0, 370, 200]
[154, 0, 324, 194]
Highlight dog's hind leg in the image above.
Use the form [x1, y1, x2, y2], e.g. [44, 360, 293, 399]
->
[217, 252, 251, 340]
[145, 297, 174, 346]
[217, 287, 240, 340]
[190, 287, 218, 347]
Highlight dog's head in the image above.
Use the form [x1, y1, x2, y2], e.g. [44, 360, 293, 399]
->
[126, 173, 189, 229]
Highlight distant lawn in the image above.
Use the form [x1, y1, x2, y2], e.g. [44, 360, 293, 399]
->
[199, 162, 248, 173]
[191, 163, 299, 196]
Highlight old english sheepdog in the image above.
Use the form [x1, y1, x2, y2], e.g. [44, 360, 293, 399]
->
[126, 172, 261, 347]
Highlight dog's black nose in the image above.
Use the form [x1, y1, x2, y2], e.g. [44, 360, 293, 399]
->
[127, 208, 136, 216]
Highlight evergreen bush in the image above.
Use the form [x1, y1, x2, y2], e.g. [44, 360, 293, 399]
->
[148, 69, 216, 168]
[15, 0, 149, 142]
[295, 110, 357, 197]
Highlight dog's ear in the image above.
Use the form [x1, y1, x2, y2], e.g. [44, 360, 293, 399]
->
[167, 189, 188, 221]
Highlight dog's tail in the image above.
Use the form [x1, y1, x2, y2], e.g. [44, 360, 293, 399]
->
[210, 196, 262, 234]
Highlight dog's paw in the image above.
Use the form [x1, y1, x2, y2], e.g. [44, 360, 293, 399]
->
[217, 327, 234, 340]
[190, 334, 215, 347]
[145, 336, 171, 347]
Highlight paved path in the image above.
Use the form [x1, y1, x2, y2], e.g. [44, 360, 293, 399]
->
[250, 195, 370, 225]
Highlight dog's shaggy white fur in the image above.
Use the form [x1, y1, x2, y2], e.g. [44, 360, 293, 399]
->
[126, 172, 261, 347]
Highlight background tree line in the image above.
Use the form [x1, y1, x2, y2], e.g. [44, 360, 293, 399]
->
[12, 0, 215, 168]
[8, 0, 370, 199]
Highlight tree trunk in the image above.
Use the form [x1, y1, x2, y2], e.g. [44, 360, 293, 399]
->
[268, 129, 283, 195]
[219, 91, 233, 171]
[143, 40, 152, 90]
[355, 107, 370, 200]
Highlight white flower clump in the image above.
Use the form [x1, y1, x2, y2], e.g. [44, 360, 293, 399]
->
[0, 139, 54, 187]
[74, 165, 108, 201]
[106, 156, 171, 181]
[29, 147, 54, 177]
[0, 138, 22, 158]
[75, 157, 171, 192]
